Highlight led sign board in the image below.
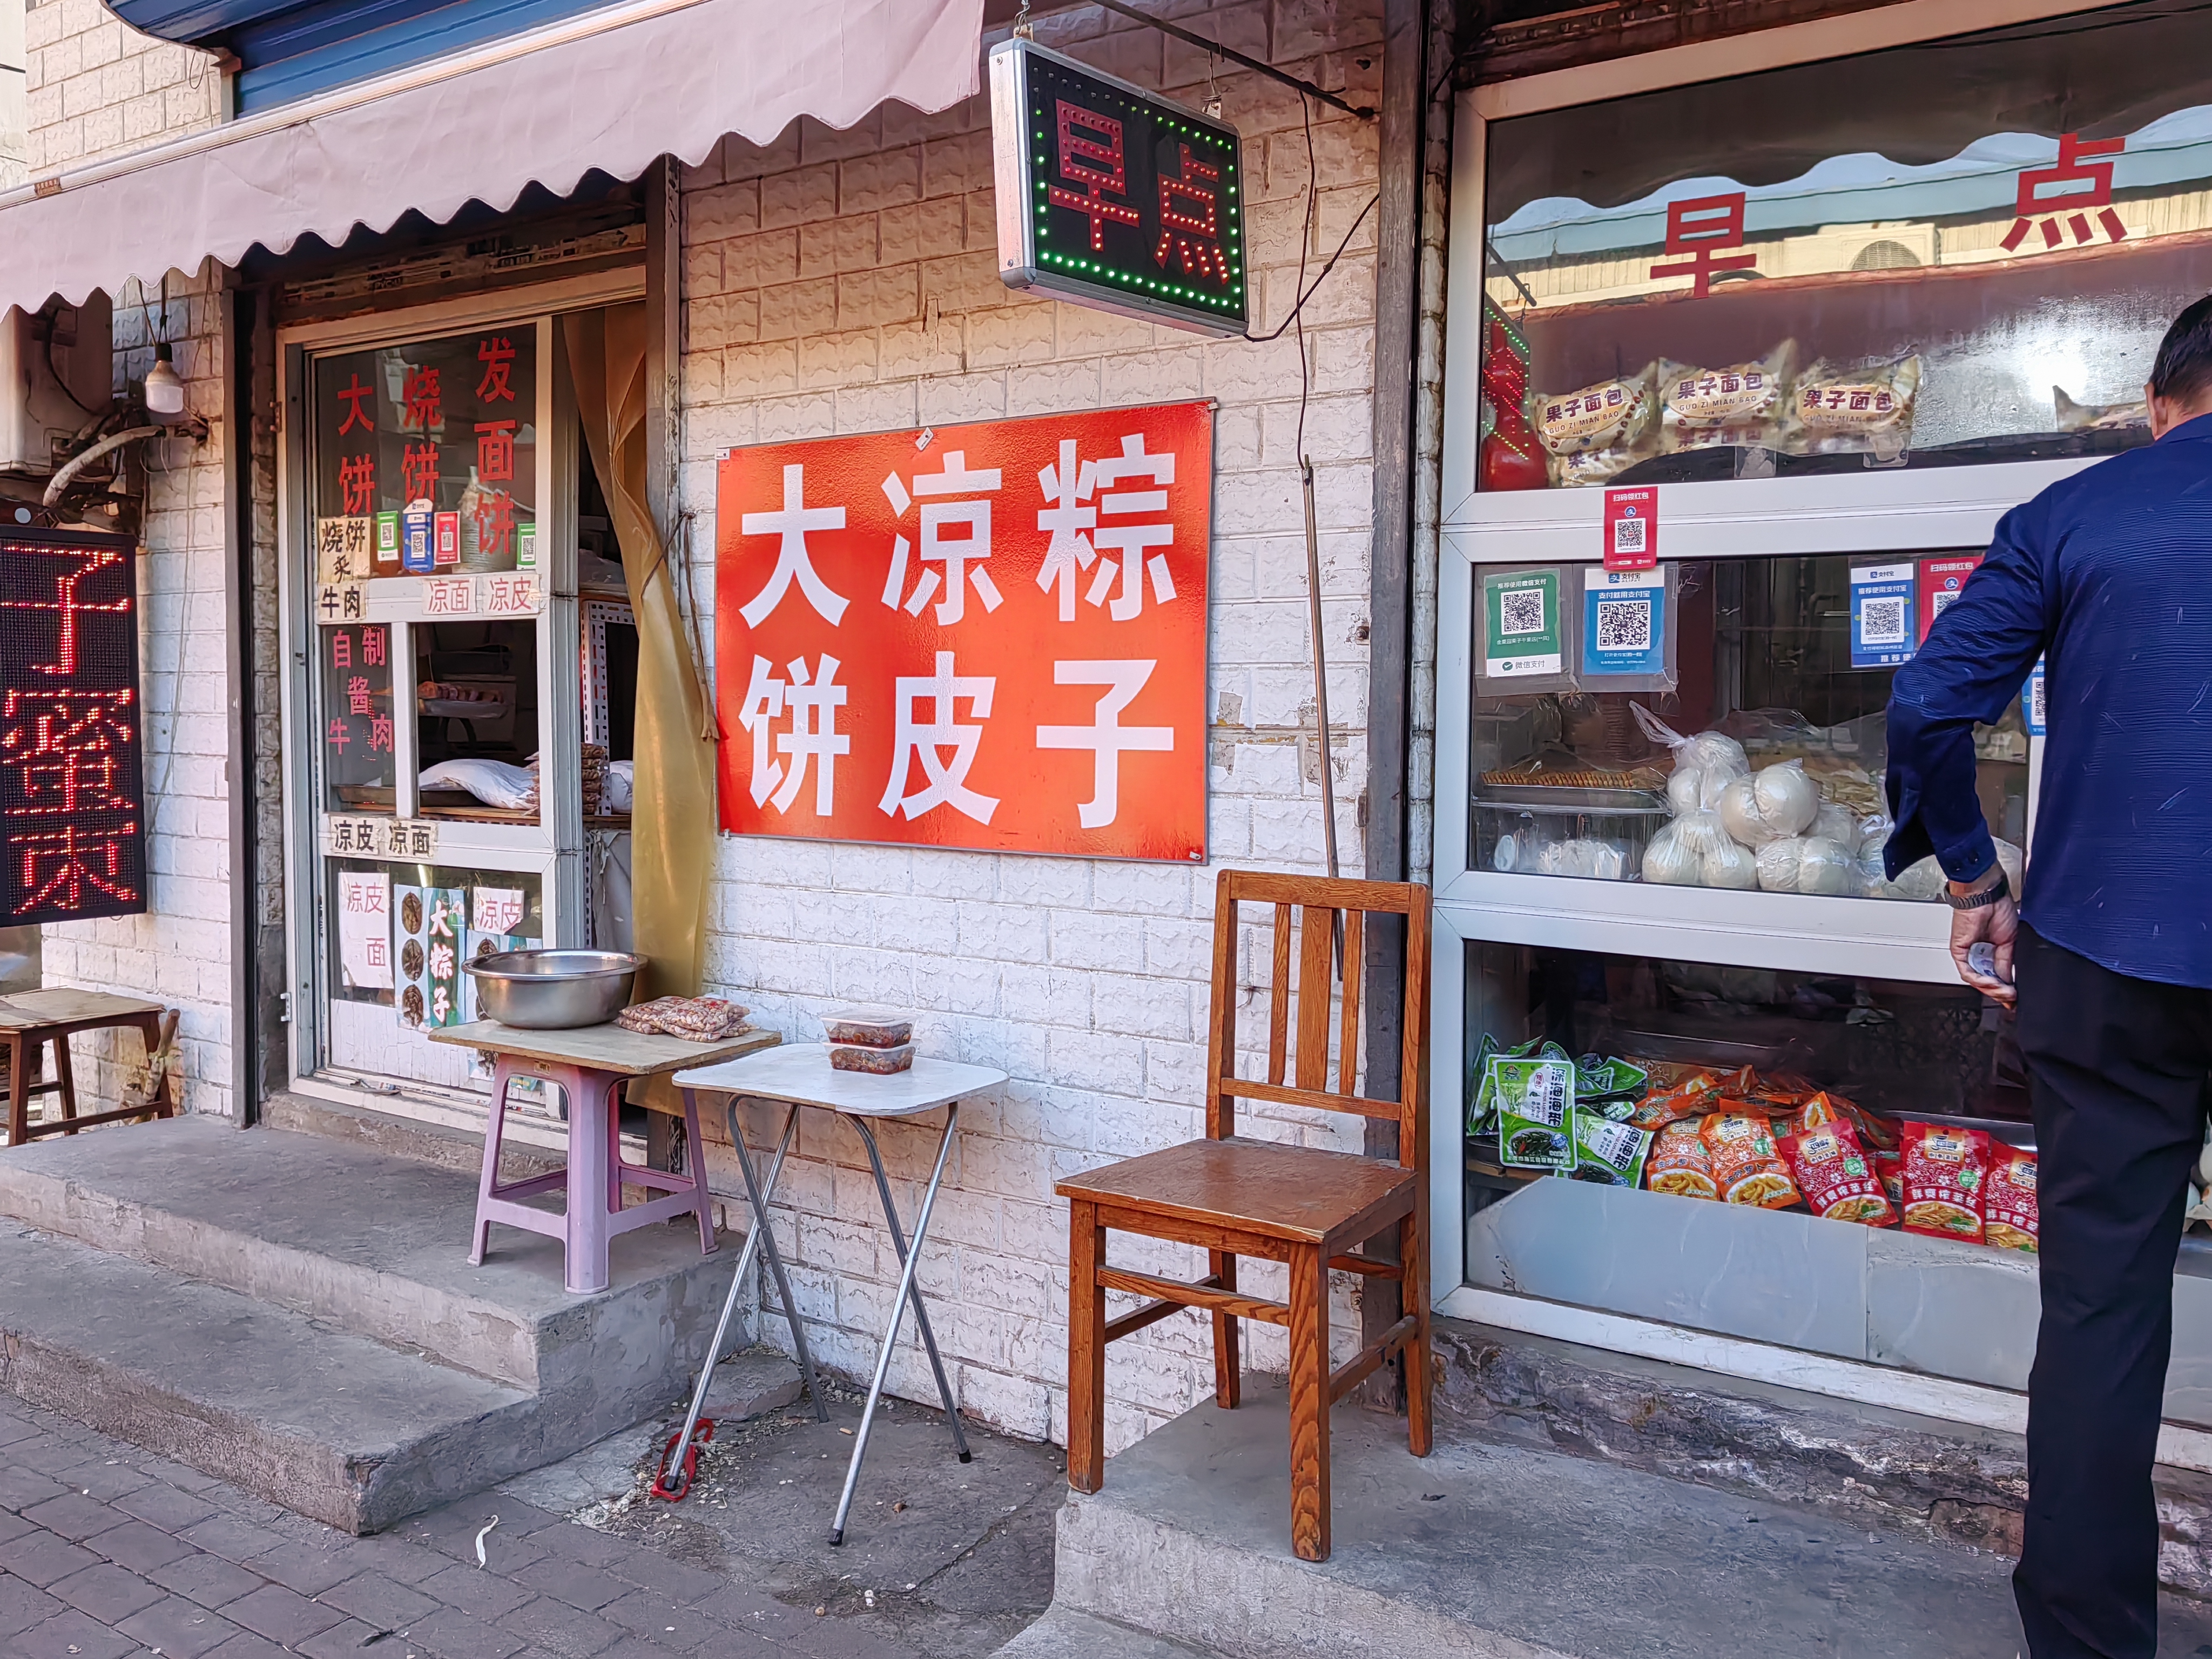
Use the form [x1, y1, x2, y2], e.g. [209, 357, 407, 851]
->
[989, 38, 1248, 338]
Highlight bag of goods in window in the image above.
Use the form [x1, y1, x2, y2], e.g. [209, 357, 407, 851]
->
[2054, 386, 2148, 433]
[1784, 354, 1922, 462]
[1754, 835, 1858, 895]
[1716, 760, 1819, 847]
[1493, 1055, 1577, 1173]
[1700, 1110, 1804, 1209]
[1874, 1149, 1905, 1207]
[1572, 1115, 1655, 1186]
[1898, 1122, 1991, 1242]
[1575, 1054, 1649, 1120]
[1645, 1117, 1719, 1199]
[1778, 1120, 1897, 1226]
[1788, 1090, 1898, 1151]
[1627, 1073, 1722, 1131]
[1633, 705, 1749, 816]
[1658, 341, 1797, 454]
[1983, 1147, 2039, 1253]
[1529, 365, 1658, 487]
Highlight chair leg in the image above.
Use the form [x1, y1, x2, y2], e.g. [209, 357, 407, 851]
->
[1067, 1199, 1106, 1495]
[1210, 1249, 1241, 1409]
[1286, 1243, 1331, 1563]
[3, 1036, 23, 1145]
[470, 1061, 512, 1265]
[52, 1035, 78, 1134]
[1400, 1209, 1433, 1459]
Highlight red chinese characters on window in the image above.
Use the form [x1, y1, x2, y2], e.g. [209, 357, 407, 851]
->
[1154, 145, 1228, 284]
[477, 336, 517, 403]
[1650, 192, 1758, 296]
[0, 534, 146, 923]
[2002, 132, 2128, 253]
[474, 490, 515, 561]
[339, 455, 376, 515]
[336, 373, 375, 436]
[402, 365, 442, 432]
[1050, 101, 1142, 252]
[475, 420, 517, 484]
[401, 442, 440, 504]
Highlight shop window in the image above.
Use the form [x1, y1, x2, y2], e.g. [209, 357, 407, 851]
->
[1478, 0, 2212, 492]
[1469, 554, 2028, 899]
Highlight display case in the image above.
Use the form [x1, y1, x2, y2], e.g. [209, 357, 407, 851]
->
[1430, 0, 2212, 1426]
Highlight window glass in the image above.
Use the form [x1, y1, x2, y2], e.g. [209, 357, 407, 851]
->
[320, 622, 396, 813]
[1479, 0, 2212, 490]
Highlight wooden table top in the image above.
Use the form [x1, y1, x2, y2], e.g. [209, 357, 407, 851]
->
[0, 988, 164, 1030]
[429, 1020, 778, 1077]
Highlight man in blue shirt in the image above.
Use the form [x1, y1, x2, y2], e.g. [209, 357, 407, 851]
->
[1886, 294, 2212, 1659]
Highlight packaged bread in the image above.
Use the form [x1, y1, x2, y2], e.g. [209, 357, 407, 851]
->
[1779, 1120, 1896, 1226]
[1660, 341, 1796, 454]
[2054, 387, 2148, 433]
[1645, 1117, 1718, 1199]
[1787, 354, 1921, 461]
[1700, 1110, 1803, 1209]
[1898, 1121, 1990, 1243]
[1530, 366, 1658, 487]
[1984, 1147, 2039, 1253]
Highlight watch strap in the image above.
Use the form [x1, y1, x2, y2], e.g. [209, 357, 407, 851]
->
[1944, 869, 2011, 911]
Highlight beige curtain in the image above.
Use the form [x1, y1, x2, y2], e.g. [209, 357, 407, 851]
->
[564, 305, 714, 1002]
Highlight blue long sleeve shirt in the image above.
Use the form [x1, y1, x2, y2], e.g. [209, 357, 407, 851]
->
[1885, 410, 2212, 989]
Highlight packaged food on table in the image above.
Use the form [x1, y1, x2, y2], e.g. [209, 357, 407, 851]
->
[1716, 760, 1819, 847]
[1533, 837, 1632, 880]
[1899, 1121, 1991, 1242]
[1572, 1115, 1655, 1186]
[1530, 366, 1658, 487]
[1493, 1055, 1577, 1172]
[616, 996, 753, 1041]
[2054, 386, 2149, 433]
[832, 1041, 916, 1074]
[824, 1012, 914, 1048]
[1700, 1111, 1804, 1209]
[1645, 1118, 1719, 1199]
[1787, 354, 1922, 462]
[1779, 1120, 1897, 1226]
[1874, 1150, 1905, 1207]
[1659, 342, 1796, 454]
[1984, 1147, 2039, 1252]
[1755, 835, 1858, 895]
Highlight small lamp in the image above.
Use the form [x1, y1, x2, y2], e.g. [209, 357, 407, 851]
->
[143, 342, 186, 423]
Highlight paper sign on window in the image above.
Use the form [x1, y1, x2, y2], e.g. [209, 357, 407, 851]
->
[337, 869, 394, 990]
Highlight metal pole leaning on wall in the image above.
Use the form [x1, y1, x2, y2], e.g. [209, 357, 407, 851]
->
[1303, 456, 1339, 886]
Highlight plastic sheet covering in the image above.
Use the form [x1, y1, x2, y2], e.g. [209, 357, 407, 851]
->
[0, 0, 984, 311]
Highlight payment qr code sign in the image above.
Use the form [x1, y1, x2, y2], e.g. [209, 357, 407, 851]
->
[1582, 565, 1666, 679]
[1850, 563, 1918, 668]
[1483, 569, 1563, 679]
[1602, 487, 1657, 571]
[2022, 658, 2047, 736]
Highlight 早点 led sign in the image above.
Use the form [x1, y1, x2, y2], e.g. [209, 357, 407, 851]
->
[989, 38, 1247, 338]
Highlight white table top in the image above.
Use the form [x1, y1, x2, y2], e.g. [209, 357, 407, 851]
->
[673, 1044, 1006, 1118]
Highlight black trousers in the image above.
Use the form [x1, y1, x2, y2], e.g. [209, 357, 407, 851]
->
[2014, 925, 2212, 1658]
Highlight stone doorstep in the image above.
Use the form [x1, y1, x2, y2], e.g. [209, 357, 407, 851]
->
[261, 1088, 564, 1181]
[1432, 1318, 2212, 1600]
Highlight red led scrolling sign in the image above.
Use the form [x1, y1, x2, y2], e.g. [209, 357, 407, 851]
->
[0, 529, 147, 925]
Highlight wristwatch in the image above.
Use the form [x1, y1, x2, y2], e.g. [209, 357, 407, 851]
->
[1943, 869, 2011, 911]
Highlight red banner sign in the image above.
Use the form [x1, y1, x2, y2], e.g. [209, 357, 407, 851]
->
[714, 403, 1211, 861]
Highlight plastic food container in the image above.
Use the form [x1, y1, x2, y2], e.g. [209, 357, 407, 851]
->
[823, 1013, 913, 1048]
[1473, 784, 1671, 881]
[831, 1042, 916, 1074]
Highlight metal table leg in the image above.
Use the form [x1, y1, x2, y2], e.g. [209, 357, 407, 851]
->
[852, 1116, 970, 1463]
[726, 1096, 830, 1424]
[658, 1098, 815, 1496]
[831, 1101, 960, 1546]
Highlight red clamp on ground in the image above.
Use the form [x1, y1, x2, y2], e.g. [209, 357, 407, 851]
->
[651, 1417, 716, 1501]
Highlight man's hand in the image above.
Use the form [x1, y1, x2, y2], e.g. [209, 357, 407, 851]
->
[1948, 866, 2019, 1006]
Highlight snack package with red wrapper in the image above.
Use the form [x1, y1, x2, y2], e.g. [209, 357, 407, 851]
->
[1874, 1149, 1904, 1208]
[1644, 1118, 1718, 1199]
[1700, 1110, 1802, 1209]
[1983, 1147, 2039, 1253]
[1899, 1122, 1991, 1243]
[1779, 1120, 1896, 1226]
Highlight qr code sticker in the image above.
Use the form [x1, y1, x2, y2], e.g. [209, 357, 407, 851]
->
[1499, 588, 1547, 636]
[1860, 595, 1907, 646]
[1595, 598, 1651, 652]
[2031, 673, 2046, 726]
[1930, 589, 1960, 622]
[1612, 515, 1645, 556]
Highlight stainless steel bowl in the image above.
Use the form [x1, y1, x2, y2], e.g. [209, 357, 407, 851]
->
[463, 948, 645, 1029]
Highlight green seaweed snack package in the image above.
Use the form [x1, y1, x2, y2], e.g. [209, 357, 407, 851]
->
[1493, 1056, 1576, 1172]
[1468, 1034, 1501, 1135]
[1572, 1115, 1654, 1186]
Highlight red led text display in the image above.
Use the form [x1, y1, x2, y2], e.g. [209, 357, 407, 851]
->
[0, 529, 146, 925]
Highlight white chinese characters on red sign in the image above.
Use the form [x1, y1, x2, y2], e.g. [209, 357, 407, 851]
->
[714, 405, 1210, 860]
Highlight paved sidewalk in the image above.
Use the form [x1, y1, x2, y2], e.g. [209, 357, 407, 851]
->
[0, 1394, 945, 1659]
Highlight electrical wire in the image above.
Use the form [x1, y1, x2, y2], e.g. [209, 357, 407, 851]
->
[1294, 91, 1317, 467]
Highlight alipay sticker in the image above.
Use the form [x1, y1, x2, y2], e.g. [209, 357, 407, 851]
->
[1850, 563, 1918, 669]
[1582, 565, 1665, 678]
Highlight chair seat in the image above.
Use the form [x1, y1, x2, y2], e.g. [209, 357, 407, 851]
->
[1056, 1136, 1417, 1247]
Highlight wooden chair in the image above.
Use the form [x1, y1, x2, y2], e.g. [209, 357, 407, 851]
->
[1055, 869, 1432, 1562]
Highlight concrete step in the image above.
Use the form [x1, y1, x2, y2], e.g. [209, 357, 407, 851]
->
[1053, 1380, 2212, 1659]
[1435, 1319, 2212, 1599]
[995, 1609, 1219, 1658]
[0, 1115, 736, 1398]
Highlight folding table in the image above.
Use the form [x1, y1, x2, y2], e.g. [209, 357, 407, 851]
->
[672, 1043, 1006, 1545]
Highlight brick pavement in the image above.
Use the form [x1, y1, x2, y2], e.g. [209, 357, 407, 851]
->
[0, 1399, 932, 1659]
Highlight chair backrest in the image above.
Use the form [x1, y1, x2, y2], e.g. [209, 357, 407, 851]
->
[1203, 869, 1431, 1171]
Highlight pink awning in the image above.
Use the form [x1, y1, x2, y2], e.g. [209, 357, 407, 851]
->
[0, 0, 984, 309]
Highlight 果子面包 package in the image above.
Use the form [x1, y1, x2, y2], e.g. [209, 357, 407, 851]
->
[1984, 1146, 2039, 1253]
[1779, 1120, 1896, 1226]
[1659, 341, 1796, 454]
[1530, 366, 1657, 487]
[1784, 353, 1921, 462]
[1645, 1118, 1718, 1199]
[1700, 1111, 1803, 1209]
[1493, 1055, 1576, 1173]
[1899, 1121, 1991, 1243]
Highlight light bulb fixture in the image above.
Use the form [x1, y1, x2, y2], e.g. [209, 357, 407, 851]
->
[144, 342, 186, 423]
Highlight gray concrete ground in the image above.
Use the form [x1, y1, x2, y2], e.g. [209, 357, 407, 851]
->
[0, 1353, 1069, 1659]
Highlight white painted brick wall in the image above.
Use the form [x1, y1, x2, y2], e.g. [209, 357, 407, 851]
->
[23, 0, 220, 177]
[38, 267, 234, 1121]
[682, 0, 1387, 1452]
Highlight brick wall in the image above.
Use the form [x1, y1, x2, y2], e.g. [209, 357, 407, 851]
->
[23, 0, 220, 178]
[679, 0, 1387, 1450]
[37, 266, 235, 1120]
